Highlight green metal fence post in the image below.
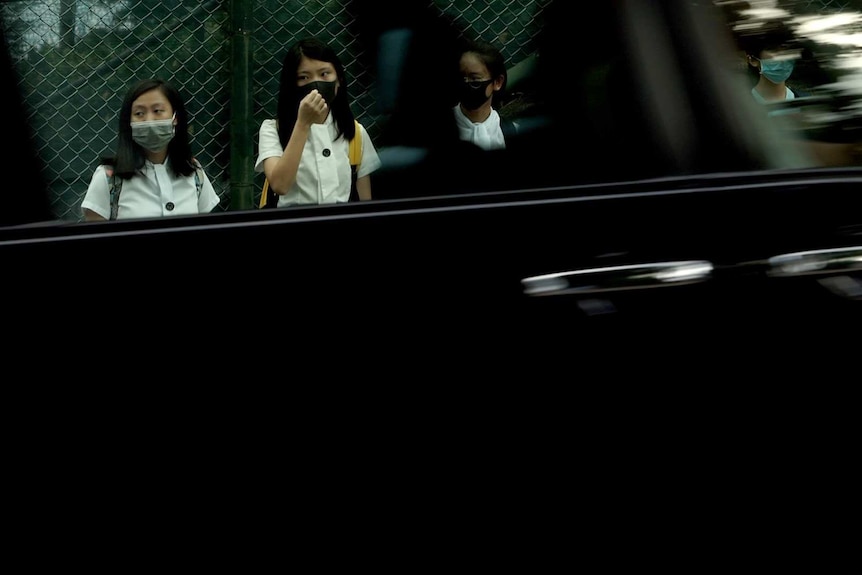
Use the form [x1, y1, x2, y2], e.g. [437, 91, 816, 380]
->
[229, 0, 254, 210]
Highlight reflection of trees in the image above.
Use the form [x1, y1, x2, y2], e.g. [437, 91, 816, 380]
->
[60, 0, 74, 49]
[2, 1, 129, 59]
[1, 1, 30, 58]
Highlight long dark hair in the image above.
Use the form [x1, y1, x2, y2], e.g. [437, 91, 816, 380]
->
[275, 37, 356, 147]
[105, 78, 194, 179]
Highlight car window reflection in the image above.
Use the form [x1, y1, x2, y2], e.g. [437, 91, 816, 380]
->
[723, 0, 862, 167]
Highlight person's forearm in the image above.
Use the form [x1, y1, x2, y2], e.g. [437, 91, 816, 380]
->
[356, 176, 372, 200]
[267, 122, 310, 194]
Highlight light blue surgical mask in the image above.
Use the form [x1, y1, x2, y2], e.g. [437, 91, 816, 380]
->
[759, 59, 795, 84]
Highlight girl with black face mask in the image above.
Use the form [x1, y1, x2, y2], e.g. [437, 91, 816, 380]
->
[453, 39, 510, 151]
[255, 37, 381, 206]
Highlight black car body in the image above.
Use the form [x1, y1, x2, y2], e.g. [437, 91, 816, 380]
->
[2, 0, 860, 379]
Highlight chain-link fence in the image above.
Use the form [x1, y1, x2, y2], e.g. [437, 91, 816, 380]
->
[4, 0, 861, 221]
[1, 0, 551, 221]
[800, 0, 862, 10]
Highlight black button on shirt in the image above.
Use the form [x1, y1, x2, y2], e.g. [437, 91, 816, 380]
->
[322, 149, 331, 157]
[165, 202, 175, 211]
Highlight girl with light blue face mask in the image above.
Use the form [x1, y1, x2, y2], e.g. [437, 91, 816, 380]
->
[748, 49, 798, 105]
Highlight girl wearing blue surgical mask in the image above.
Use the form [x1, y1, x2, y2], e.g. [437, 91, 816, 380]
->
[81, 78, 220, 221]
[255, 37, 381, 206]
[748, 48, 797, 104]
[742, 24, 801, 106]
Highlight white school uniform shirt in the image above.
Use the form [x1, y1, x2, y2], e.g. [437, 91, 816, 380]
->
[751, 85, 795, 104]
[81, 158, 220, 220]
[453, 104, 506, 151]
[751, 86, 797, 117]
[254, 114, 381, 207]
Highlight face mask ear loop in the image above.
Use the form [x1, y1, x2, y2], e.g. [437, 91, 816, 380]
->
[749, 55, 761, 73]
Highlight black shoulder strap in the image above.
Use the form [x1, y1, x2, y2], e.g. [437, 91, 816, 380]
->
[191, 158, 203, 197]
[104, 165, 122, 220]
[501, 117, 520, 139]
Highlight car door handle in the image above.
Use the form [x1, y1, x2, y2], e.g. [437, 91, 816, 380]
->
[767, 247, 862, 277]
[767, 246, 862, 300]
[521, 260, 714, 297]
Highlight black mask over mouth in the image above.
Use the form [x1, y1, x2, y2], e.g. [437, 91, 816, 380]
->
[459, 79, 493, 110]
[297, 80, 338, 105]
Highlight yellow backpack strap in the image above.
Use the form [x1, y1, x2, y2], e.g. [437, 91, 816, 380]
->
[349, 120, 362, 166]
[259, 119, 280, 209]
[259, 178, 269, 209]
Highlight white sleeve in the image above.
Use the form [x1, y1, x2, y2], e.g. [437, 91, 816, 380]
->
[80, 165, 111, 220]
[254, 119, 283, 173]
[196, 167, 221, 214]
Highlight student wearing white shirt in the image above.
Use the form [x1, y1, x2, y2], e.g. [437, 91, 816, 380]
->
[255, 37, 380, 207]
[740, 23, 802, 108]
[81, 78, 219, 221]
[453, 39, 512, 151]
